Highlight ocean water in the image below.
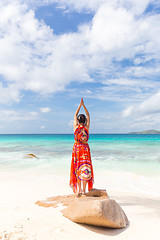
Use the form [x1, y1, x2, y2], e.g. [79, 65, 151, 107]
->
[0, 134, 160, 195]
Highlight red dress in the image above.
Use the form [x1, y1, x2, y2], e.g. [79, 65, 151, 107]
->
[70, 125, 94, 193]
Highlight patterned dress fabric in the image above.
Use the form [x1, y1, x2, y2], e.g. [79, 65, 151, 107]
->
[70, 125, 94, 193]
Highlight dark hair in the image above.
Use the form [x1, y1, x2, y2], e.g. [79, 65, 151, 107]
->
[77, 114, 86, 124]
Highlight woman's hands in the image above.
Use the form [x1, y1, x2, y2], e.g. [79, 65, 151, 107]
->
[81, 98, 90, 129]
[80, 97, 84, 106]
[74, 97, 90, 130]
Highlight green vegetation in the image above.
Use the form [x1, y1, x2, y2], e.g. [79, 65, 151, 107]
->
[129, 130, 160, 134]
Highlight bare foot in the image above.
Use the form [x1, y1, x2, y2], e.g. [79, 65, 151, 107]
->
[77, 193, 82, 197]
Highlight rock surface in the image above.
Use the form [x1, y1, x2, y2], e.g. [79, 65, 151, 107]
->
[35, 188, 129, 229]
[35, 189, 108, 208]
[25, 154, 38, 159]
[62, 197, 129, 229]
[35, 195, 76, 208]
[85, 188, 109, 198]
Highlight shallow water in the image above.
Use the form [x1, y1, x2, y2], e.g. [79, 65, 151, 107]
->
[0, 134, 159, 174]
[0, 134, 160, 196]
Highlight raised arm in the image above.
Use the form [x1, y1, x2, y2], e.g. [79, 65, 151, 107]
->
[74, 99, 83, 130]
[82, 98, 90, 130]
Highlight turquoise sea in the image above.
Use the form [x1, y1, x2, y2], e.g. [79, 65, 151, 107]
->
[0, 134, 160, 195]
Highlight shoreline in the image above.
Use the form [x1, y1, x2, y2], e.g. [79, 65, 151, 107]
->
[0, 168, 160, 196]
[0, 172, 159, 239]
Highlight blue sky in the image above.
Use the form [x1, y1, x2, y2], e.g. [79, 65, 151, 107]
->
[0, 0, 160, 133]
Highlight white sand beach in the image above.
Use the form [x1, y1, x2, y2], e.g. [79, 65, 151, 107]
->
[0, 171, 159, 240]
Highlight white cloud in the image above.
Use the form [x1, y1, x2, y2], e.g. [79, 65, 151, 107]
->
[25, 0, 112, 12]
[126, 111, 160, 132]
[123, 106, 134, 117]
[40, 107, 51, 113]
[0, 83, 20, 104]
[88, 3, 160, 60]
[103, 78, 139, 86]
[123, 91, 160, 117]
[138, 92, 160, 115]
[40, 125, 46, 129]
[125, 65, 160, 78]
[89, 6, 135, 53]
[0, 110, 39, 122]
[26, 0, 153, 15]
[0, 0, 160, 106]
[0, 0, 94, 103]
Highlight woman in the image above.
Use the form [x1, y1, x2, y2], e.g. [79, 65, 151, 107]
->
[70, 98, 94, 196]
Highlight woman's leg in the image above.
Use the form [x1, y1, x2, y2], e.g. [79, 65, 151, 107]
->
[77, 180, 82, 194]
[82, 181, 87, 194]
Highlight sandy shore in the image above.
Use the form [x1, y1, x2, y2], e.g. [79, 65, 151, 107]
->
[0, 171, 159, 240]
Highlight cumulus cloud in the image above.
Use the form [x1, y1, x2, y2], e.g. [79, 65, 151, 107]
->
[0, 0, 160, 106]
[40, 107, 51, 113]
[87, 3, 160, 62]
[0, 0, 94, 103]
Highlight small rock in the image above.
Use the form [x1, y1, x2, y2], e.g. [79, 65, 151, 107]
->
[25, 154, 38, 159]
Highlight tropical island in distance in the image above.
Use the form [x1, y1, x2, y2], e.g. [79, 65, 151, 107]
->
[128, 130, 160, 134]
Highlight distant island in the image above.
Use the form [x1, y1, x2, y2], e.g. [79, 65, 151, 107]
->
[129, 130, 160, 134]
